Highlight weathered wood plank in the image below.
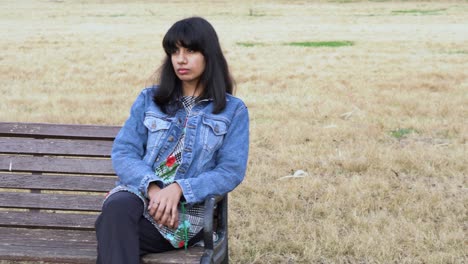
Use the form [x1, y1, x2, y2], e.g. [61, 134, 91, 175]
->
[0, 173, 116, 192]
[0, 211, 97, 230]
[0, 227, 203, 264]
[142, 247, 204, 264]
[0, 227, 96, 263]
[0, 122, 120, 140]
[0, 155, 114, 175]
[0, 138, 113, 157]
[0, 192, 104, 211]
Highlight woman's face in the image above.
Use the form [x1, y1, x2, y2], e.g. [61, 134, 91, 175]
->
[171, 44, 206, 89]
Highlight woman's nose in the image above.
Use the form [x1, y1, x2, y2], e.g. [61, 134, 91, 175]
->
[176, 52, 187, 64]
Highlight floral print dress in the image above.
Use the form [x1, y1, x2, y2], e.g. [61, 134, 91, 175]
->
[152, 96, 204, 248]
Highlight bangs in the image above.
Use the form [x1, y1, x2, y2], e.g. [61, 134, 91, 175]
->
[162, 20, 204, 55]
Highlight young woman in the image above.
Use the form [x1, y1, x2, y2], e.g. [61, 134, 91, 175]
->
[95, 17, 249, 264]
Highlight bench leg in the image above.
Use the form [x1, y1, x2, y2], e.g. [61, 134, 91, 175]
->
[220, 243, 229, 264]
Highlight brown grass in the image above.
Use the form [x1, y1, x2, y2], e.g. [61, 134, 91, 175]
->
[1, 0, 467, 263]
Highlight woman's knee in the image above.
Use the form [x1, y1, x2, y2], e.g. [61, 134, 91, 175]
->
[101, 191, 143, 218]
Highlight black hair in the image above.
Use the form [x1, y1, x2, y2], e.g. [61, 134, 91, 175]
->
[153, 17, 234, 114]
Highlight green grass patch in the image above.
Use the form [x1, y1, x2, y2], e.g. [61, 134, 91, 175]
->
[391, 8, 447, 15]
[248, 9, 266, 17]
[236, 42, 265, 47]
[390, 128, 417, 139]
[446, 50, 468, 55]
[286, 41, 354, 48]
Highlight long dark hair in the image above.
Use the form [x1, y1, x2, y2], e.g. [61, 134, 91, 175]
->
[153, 17, 233, 114]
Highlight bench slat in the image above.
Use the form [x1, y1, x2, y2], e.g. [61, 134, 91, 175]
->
[0, 155, 114, 175]
[0, 122, 120, 140]
[0, 227, 204, 264]
[0, 173, 116, 192]
[0, 227, 96, 263]
[0, 211, 97, 230]
[0, 138, 113, 157]
[0, 192, 104, 211]
[142, 248, 204, 264]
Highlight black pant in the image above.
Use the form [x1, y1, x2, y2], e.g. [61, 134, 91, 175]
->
[95, 191, 202, 264]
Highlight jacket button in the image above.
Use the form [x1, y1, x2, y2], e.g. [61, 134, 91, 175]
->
[179, 168, 185, 173]
[168, 136, 174, 142]
[214, 126, 219, 133]
[151, 123, 156, 129]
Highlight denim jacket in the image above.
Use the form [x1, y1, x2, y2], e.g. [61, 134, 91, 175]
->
[111, 87, 249, 205]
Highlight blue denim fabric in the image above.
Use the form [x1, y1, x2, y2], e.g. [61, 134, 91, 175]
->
[111, 87, 249, 205]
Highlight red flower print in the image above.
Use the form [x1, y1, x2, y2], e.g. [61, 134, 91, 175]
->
[166, 155, 176, 167]
[178, 241, 185, 248]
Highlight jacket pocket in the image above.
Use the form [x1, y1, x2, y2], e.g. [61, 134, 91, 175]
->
[144, 114, 171, 149]
[201, 116, 229, 151]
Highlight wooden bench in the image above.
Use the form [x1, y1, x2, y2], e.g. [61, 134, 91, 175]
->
[0, 122, 228, 264]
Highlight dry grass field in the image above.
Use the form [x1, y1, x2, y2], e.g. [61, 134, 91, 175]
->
[1, 0, 467, 263]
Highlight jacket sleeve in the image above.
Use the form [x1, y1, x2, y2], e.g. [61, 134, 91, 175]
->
[176, 105, 249, 204]
[111, 89, 164, 198]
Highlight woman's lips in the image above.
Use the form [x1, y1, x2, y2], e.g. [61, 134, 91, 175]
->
[177, 68, 189, 74]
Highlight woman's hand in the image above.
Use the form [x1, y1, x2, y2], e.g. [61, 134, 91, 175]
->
[148, 183, 183, 229]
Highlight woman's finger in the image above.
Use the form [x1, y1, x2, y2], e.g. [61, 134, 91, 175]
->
[154, 202, 167, 223]
[170, 204, 179, 228]
[148, 199, 158, 215]
[159, 202, 172, 227]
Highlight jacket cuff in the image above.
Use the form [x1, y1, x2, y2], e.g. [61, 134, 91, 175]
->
[139, 174, 163, 198]
[175, 179, 195, 204]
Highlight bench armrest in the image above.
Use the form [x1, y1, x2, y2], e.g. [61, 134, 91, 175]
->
[201, 194, 228, 264]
